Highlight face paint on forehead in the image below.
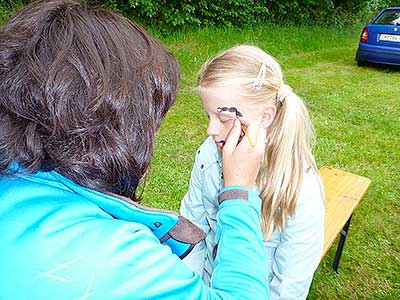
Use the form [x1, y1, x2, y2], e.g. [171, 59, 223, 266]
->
[216, 106, 254, 146]
[216, 106, 244, 118]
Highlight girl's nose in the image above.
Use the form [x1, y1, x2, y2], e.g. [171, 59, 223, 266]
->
[207, 119, 219, 136]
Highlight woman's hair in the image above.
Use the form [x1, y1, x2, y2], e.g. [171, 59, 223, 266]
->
[198, 45, 319, 238]
[0, 0, 179, 200]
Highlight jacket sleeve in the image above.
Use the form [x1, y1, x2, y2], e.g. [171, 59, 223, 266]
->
[269, 190, 324, 300]
[211, 186, 269, 298]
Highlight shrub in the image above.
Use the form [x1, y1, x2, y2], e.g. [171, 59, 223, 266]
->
[1, 1, 399, 30]
[84, 0, 268, 28]
[84, 0, 398, 29]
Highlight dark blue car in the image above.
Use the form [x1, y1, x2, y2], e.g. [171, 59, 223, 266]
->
[356, 7, 400, 66]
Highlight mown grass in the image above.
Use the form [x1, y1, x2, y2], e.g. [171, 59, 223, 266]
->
[0, 3, 397, 298]
[142, 25, 400, 299]
[0, 1, 24, 25]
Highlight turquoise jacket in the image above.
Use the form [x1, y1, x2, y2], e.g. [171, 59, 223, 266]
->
[0, 164, 269, 299]
[181, 137, 325, 300]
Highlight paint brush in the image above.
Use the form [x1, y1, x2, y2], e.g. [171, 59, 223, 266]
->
[217, 106, 255, 147]
[239, 121, 255, 147]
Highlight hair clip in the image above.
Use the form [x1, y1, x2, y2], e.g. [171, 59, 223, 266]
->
[276, 84, 292, 105]
[252, 63, 266, 89]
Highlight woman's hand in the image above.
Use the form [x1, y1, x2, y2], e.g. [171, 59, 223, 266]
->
[222, 119, 266, 189]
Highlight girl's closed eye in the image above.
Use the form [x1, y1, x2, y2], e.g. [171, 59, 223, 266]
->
[219, 116, 233, 123]
[217, 109, 237, 124]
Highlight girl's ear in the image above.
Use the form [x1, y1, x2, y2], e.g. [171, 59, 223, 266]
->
[261, 104, 277, 128]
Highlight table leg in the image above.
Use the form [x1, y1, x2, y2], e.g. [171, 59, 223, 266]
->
[333, 214, 353, 272]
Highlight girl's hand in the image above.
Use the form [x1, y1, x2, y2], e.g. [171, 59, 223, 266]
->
[222, 119, 266, 189]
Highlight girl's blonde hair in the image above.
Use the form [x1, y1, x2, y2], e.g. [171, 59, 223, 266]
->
[198, 45, 319, 238]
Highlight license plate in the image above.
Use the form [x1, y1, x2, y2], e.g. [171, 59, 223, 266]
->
[379, 34, 400, 42]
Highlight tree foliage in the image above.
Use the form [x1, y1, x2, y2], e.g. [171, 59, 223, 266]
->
[1, 0, 399, 28]
[83, 0, 399, 28]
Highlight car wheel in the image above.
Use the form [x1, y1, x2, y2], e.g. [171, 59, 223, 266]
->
[357, 61, 368, 67]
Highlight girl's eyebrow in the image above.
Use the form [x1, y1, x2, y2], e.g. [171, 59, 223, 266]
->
[216, 106, 244, 117]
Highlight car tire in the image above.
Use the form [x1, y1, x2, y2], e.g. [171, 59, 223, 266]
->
[357, 61, 368, 67]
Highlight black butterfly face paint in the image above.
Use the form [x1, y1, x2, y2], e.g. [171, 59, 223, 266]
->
[216, 106, 244, 118]
[216, 106, 248, 147]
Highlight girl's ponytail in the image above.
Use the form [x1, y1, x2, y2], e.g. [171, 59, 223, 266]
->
[257, 86, 317, 238]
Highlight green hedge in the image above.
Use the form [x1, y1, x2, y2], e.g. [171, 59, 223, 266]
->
[84, 0, 268, 27]
[83, 0, 399, 28]
[1, 0, 400, 29]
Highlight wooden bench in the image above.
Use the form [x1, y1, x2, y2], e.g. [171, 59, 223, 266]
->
[319, 166, 371, 272]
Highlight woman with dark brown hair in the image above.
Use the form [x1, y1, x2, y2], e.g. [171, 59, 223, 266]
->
[0, 1, 269, 299]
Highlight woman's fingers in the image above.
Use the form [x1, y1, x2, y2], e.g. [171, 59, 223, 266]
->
[237, 116, 250, 127]
[222, 120, 266, 189]
[245, 122, 266, 151]
[223, 119, 242, 153]
[236, 117, 260, 148]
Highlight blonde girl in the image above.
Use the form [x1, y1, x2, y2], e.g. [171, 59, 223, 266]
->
[181, 45, 325, 300]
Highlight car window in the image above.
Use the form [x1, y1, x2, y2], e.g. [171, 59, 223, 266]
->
[373, 10, 400, 25]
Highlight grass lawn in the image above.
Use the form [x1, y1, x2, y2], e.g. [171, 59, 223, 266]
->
[141, 24, 400, 299]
